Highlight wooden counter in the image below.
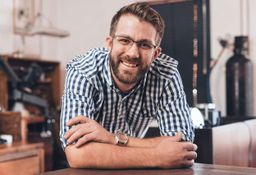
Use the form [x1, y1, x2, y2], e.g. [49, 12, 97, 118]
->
[43, 163, 256, 175]
[0, 142, 44, 175]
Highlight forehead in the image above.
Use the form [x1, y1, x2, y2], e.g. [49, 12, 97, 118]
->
[115, 14, 157, 41]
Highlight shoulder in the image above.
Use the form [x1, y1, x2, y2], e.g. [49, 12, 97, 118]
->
[66, 47, 109, 78]
[149, 53, 179, 80]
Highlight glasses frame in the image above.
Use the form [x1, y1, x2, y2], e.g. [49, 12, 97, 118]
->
[113, 35, 157, 51]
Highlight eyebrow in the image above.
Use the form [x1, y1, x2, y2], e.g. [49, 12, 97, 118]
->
[116, 34, 154, 43]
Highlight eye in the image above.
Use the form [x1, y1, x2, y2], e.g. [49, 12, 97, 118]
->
[138, 42, 153, 50]
[117, 37, 131, 45]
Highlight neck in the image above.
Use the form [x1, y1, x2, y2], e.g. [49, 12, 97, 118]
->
[111, 73, 137, 93]
[109, 67, 137, 93]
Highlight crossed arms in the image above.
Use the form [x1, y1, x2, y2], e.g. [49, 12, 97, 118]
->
[64, 116, 197, 169]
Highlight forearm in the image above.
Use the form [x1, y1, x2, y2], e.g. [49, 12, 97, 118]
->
[64, 117, 181, 149]
[65, 142, 157, 169]
[127, 136, 169, 148]
[65, 133, 197, 169]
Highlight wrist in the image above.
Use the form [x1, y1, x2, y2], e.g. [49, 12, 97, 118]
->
[108, 133, 117, 145]
[114, 131, 129, 146]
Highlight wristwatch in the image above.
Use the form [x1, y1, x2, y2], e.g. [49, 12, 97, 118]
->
[114, 131, 128, 146]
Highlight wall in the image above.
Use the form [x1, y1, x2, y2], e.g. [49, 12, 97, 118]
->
[0, 0, 58, 58]
[0, 0, 129, 96]
[55, 0, 129, 89]
[0, 1, 14, 54]
[0, 0, 255, 116]
[210, 0, 256, 116]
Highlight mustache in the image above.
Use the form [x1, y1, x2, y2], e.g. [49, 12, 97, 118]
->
[120, 56, 141, 64]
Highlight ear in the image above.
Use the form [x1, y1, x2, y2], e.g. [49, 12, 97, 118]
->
[152, 47, 161, 60]
[105, 36, 113, 50]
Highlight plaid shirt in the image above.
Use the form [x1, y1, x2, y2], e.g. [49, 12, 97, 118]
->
[60, 47, 194, 148]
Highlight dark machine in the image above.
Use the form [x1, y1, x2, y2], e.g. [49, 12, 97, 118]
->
[0, 56, 53, 137]
[226, 36, 253, 118]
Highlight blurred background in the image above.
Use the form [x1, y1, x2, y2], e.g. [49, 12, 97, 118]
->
[0, 0, 255, 173]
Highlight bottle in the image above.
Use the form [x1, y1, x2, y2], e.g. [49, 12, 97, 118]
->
[226, 36, 253, 117]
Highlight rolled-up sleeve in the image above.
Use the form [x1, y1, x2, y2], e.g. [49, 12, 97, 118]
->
[156, 69, 194, 142]
[60, 65, 96, 149]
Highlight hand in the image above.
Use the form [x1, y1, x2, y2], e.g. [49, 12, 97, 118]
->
[64, 116, 115, 147]
[154, 133, 197, 168]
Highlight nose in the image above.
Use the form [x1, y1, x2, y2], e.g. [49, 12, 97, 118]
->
[126, 43, 140, 58]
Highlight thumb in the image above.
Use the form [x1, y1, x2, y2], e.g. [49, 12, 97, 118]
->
[66, 115, 89, 126]
[172, 132, 183, 142]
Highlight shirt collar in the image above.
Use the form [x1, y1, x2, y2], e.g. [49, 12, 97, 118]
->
[103, 52, 113, 86]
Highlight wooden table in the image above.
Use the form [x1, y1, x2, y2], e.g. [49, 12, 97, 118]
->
[43, 163, 256, 175]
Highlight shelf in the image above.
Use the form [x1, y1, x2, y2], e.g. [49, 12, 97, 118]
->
[21, 116, 45, 143]
[38, 80, 52, 84]
[0, 55, 60, 171]
[22, 116, 45, 124]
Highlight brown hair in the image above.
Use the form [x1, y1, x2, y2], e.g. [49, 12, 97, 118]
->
[110, 2, 165, 45]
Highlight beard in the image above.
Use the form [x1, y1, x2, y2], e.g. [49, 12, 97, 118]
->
[109, 53, 150, 85]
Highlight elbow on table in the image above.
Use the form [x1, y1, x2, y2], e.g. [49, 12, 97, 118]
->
[64, 144, 91, 168]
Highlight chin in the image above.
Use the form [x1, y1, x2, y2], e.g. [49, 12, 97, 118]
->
[117, 75, 138, 85]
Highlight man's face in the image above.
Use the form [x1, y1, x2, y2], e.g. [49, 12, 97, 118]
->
[106, 14, 160, 89]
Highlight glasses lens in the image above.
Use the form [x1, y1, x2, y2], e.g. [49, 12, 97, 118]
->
[116, 36, 132, 46]
[114, 35, 156, 50]
[137, 41, 154, 50]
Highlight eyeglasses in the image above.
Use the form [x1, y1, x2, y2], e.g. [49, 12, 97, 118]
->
[113, 35, 157, 51]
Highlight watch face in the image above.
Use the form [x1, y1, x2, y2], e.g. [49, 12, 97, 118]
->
[115, 131, 128, 145]
[119, 133, 127, 141]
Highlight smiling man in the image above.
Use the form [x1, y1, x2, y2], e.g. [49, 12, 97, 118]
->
[60, 2, 197, 169]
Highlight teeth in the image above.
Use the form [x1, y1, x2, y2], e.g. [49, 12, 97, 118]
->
[122, 61, 137, 67]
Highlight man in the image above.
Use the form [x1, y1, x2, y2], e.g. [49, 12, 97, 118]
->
[60, 2, 197, 169]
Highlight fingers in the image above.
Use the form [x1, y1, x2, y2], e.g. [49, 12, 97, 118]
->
[66, 115, 91, 127]
[64, 123, 80, 139]
[75, 133, 96, 148]
[162, 135, 198, 152]
[65, 123, 93, 144]
[64, 118, 111, 147]
[193, 144, 198, 151]
[183, 143, 197, 166]
[166, 132, 183, 142]
[181, 159, 194, 168]
[177, 142, 197, 167]
[174, 132, 183, 141]
[157, 137, 197, 169]
[183, 142, 198, 151]
[184, 151, 197, 160]
[175, 151, 196, 169]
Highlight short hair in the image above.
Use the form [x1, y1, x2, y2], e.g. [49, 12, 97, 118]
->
[110, 2, 165, 45]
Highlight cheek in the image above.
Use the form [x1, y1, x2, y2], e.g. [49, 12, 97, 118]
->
[111, 44, 126, 55]
[143, 56, 154, 66]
